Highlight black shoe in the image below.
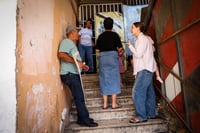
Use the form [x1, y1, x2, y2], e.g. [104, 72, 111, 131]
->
[89, 118, 94, 122]
[86, 71, 94, 74]
[81, 71, 85, 74]
[87, 121, 98, 127]
[77, 118, 94, 124]
[77, 121, 98, 127]
[148, 116, 161, 119]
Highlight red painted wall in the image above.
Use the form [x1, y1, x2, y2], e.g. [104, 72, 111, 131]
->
[151, 0, 200, 132]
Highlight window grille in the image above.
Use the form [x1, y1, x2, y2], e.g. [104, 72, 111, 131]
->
[78, 0, 149, 25]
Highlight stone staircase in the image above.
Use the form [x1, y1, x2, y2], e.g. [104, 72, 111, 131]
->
[65, 72, 168, 133]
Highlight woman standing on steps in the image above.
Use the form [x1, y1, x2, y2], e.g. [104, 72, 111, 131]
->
[96, 17, 123, 109]
[126, 22, 157, 123]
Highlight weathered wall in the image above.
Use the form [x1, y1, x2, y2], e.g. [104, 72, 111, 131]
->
[151, 0, 200, 132]
[16, 0, 77, 132]
[0, 0, 17, 133]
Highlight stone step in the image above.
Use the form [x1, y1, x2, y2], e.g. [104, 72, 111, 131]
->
[70, 104, 135, 122]
[81, 73, 134, 80]
[83, 87, 132, 98]
[65, 118, 168, 133]
[67, 72, 168, 133]
[72, 95, 133, 108]
[83, 84, 133, 90]
[81, 72, 135, 81]
[81, 73, 135, 89]
[81, 73, 99, 80]
[83, 83, 133, 90]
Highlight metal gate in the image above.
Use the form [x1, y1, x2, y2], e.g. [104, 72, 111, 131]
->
[78, 0, 149, 25]
[78, 3, 122, 25]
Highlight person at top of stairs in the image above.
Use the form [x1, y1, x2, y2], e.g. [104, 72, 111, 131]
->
[78, 18, 94, 74]
[58, 25, 98, 127]
[96, 17, 123, 109]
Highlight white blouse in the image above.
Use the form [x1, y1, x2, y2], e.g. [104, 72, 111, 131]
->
[79, 28, 93, 46]
[128, 33, 157, 75]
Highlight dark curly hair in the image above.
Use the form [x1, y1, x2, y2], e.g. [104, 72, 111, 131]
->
[104, 17, 113, 30]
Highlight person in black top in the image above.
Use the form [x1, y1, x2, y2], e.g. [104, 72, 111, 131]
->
[96, 17, 123, 109]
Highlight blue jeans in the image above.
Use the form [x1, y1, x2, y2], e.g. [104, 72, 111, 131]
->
[132, 70, 156, 120]
[60, 73, 90, 122]
[79, 44, 94, 72]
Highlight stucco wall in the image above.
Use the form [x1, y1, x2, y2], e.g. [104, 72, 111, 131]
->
[0, 0, 17, 133]
[16, 0, 77, 132]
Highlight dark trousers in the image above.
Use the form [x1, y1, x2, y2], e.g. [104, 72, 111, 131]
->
[61, 73, 90, 122]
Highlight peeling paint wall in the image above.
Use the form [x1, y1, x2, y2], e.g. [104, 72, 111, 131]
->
[16, 0, 77, 132]
[0, 0, 17, 133]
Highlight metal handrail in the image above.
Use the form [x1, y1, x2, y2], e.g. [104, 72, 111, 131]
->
[158, 61, 200, 97]
[154, 62, 194, 133]
[157, 18, 200, 46]
[154, 83, 194, 133]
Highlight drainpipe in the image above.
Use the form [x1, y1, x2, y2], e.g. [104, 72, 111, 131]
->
[169, 0, 191, 129]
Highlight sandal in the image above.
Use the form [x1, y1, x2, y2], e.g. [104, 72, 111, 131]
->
[129, 116, 147, 123]
[112, 104, 121, 109]
[102, 106, 109, 109]
[111, 105, 121, 109]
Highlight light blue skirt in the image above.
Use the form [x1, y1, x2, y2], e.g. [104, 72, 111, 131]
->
[99, 51, 121, 95]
